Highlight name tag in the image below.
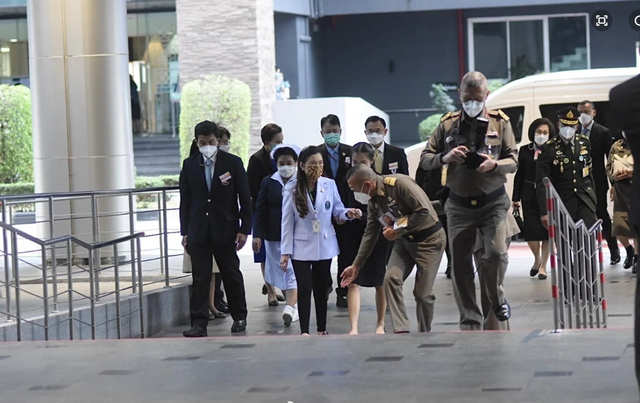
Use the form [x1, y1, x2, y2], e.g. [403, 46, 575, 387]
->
[583, 167, 589, 177]
[312, 220, 321, 233]
[389, 162, 399, 173]
[487, 131, 499, 138]
[345, 157, 351, 165]
[219, 172, 232, 184]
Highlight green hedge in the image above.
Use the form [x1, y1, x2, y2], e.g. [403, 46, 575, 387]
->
[0, 85, 33, 183]
[179, 75, 252, 166]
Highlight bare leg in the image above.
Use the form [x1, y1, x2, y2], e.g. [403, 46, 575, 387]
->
[539, 241, 550, 276]
[527, 241, 541, 273]
[374, 285, 386, 334]
[620, 236, 630, 248]
[208, 274, 219, 315]
[261, 262, 277, 302]
[347, 284, 360, 335]
[286, 289, 298, 307]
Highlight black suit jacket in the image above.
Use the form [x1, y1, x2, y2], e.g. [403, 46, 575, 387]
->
[319, 142, 352, 203]
[253, 175, 285, 242]
[580, 122, 613, 199]
[380, 143, 409, 175]
[513, 144, 537, 205]
[179, 151, 252, 245]
[247, 147, 276, 211]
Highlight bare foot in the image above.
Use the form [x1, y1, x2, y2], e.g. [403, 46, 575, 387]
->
[349, 329, 358, 335]
[302, 333, 310, 336]
[375, 326, 385, 335]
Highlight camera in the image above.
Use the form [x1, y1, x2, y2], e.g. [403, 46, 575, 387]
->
[464, 117, 489, 169]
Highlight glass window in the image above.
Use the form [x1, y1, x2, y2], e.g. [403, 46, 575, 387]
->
[549, 16, 588, 72]
[500, 106, 525, 143]
[473, 22, 508, 80]
[509, 20, 544, 80]
[0, 19, 29, 82]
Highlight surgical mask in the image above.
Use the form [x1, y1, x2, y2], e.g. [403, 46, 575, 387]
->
[559, 126, 576, 140]
[323, 133, 341, 147]
[534, 134, 548, 145]
[366, 133, 384, 146]
[219, 144, 231, 153]
[199, 145, 217, 158]
[462, 100, 485, 118]
[353, 183, 371, 205]
[305, 165, 323, 181]
[578, 113, 593, 126]
[278, 165, 295, 179]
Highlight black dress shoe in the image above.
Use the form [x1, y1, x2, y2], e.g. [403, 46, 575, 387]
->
[610, 251, 621, 265]
[231, 320, 247, 333]
[493, 301, 511, 322]
[624, 254, 634, 269]
[183, 326, 207, 338]
[215, 301, 230, 314]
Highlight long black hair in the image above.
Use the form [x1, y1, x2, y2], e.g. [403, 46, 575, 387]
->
[294, 146, 322, 218]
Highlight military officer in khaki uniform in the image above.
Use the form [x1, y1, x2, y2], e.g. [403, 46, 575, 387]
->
[340, 164, 446, 333]
[536, 107, 597, 228]
[420, 71, 517, 331]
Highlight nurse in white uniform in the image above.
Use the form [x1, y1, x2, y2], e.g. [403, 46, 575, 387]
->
[281, 146, 362, 336]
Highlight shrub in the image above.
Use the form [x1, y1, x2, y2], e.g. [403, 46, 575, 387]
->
[0, 85, 33, 183]
[418, 114, 442, 142]
[179, 75, 252, 165]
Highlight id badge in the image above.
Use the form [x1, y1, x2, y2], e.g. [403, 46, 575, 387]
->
[582, 167, 589, 178]
[312, 220, 321, 233]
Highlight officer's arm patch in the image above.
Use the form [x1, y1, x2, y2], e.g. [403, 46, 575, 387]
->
[383, 177, 397, 186]
[498, 110, 510, 121]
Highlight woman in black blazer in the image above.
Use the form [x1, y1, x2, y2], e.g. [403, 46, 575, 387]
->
[253, 145, 300, 327]
[513, 118, 556, 280]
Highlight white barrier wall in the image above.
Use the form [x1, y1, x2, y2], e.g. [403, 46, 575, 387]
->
[272, 97, 390, 149]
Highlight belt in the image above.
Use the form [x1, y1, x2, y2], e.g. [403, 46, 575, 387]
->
[404, 221, 442, 243]
[448, 186, 506, 209]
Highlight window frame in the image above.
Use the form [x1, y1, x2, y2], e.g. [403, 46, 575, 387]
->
[468, 13, 591, 81]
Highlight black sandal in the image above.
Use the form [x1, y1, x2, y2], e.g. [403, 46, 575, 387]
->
[529, 264, 540, 277]
[538, 272, 547, 280]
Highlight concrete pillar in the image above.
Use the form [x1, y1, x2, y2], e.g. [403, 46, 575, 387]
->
[26, 0, 134, 250]
[176, 0, 276, 153]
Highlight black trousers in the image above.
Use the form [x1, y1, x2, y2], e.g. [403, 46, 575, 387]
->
[596, 191, 619, 254]
[188, 234, 247, 328]
[292, 259, 332, 334]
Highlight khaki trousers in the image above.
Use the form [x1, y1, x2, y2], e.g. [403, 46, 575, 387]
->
[384, 229, 446, 333]
[445, 193, 510, 330]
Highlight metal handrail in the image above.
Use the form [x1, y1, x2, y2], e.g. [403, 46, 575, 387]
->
[0, 186, 179, 203]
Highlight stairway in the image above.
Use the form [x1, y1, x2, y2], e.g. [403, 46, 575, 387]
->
[133, 134, 181, 177]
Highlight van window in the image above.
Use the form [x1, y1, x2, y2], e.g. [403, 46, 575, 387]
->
[539, 102, 611, 130]
[500, 106, 525, 143]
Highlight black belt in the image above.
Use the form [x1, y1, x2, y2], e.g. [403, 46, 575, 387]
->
[448, 187, 506, 209]
[404, 221, 442, 243]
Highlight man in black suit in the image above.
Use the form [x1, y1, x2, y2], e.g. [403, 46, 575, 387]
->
[577, 100, 619, 264]
[609, 69, 640, 392]
[364, 115, 409, 175]
[180, 121, 252, 337]
[247, 124, 284, 304]
[318, 114, 352, 307]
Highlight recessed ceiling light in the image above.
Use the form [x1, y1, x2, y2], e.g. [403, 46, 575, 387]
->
[1, 47, 10, 53]
[9, 39, 17, 43]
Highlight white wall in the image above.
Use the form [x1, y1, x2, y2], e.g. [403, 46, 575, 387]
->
[272, 97, 390, 149]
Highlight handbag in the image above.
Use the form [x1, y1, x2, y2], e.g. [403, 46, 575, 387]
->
[511, 207, 526, 242]
[182, 252, 220, 274]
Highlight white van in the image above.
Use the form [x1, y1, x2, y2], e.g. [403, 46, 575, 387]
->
[406, 67, 640, 200]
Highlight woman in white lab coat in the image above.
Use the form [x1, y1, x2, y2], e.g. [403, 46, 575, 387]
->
[280, 146, 361, 335]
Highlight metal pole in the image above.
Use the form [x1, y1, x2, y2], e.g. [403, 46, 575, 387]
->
[128, 192, 137, 294]
[2, 204, 12, 322]
[11, 232, 21, 341]
[88, 248, 96, 340]
[597, 228, 607, 328]
[136, 237, 145, 339]
[546, 185, 560, 332]
[41, 245, 49, 341]
[91, 195, 101, 302]
[162, 189, 170, 287]
[48, 196, 59, 312]
[67, 239, 74, 340]
[157, 192, 164, 275]
[113, 244, 121, 339]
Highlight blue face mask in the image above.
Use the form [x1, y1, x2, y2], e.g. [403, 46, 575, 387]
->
[324, 133, 341, 147]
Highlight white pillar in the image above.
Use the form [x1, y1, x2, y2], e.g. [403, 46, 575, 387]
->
[27, 0, 134, 251]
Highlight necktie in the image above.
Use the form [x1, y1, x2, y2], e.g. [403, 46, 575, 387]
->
[582, 127, 590, 137]
[205, 159, 212, 191]
[374, 149, 383, 173]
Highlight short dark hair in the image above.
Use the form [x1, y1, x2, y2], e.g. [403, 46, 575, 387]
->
[274, 146, 299, 163]
[578, 100, 594, 109]
[261, 123, 282, 144]
[365, 116, 386, 128]
[194, 120, 219, 139]
[346, 161, 377, 183]
[352, 142, 375, 160]
[217, 126, 231, 139]
[320, 114, 341, 128]
[527, 118, 556, 142]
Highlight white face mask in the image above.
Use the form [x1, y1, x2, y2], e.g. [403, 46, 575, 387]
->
[219, 145, 231, 153]
[462, 100, 485, 118]
[534, 134, 548, 145]
[366, 133, 384, 146]
[578, 113, 593, 126]
[353, 183, 371, 205]
[277, 165, 295, 179]
[199, 145, 217, 158]
[559, 126, 576, 140]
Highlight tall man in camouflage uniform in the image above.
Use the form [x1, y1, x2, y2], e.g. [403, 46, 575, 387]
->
[420, 71, 517, 331]
[340, 164, 446, 333]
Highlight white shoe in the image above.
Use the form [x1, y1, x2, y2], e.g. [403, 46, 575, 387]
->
[292, 306, 299, 323]
[283, 305, 294, 327]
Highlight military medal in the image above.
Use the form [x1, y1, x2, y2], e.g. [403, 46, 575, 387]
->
[560, 163, 564, 173]
[553, 159, 558, 165]
[564, 158, 569, 164]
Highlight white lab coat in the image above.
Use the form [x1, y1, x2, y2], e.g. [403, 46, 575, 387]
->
[281, 176, 350, 261]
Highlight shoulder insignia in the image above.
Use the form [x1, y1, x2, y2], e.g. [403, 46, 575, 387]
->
[383, 177, 397, 186]
[498, 110, 510, 121]
[440, 112, 452, 123]
[576, 134, 589, 141]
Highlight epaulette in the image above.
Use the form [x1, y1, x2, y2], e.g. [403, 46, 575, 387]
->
[440, 111, 460, 123]
[489, 109, 510, 121]
[576, 133, 589, 141]
[383, 177, 397, 186]
[545, 137, 559, 146]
